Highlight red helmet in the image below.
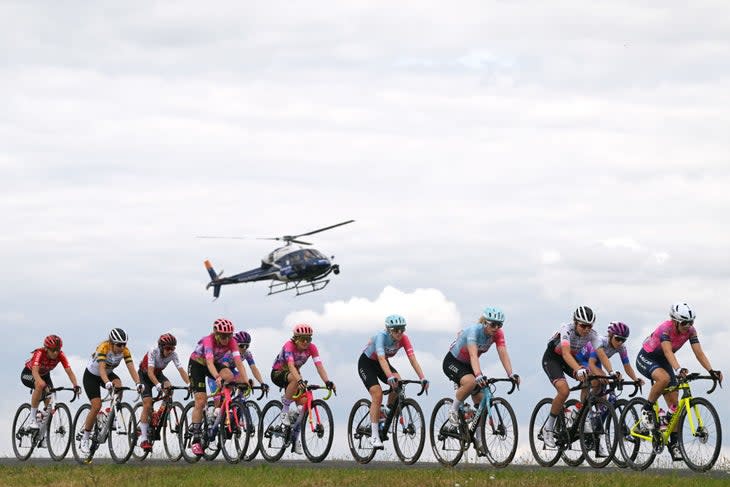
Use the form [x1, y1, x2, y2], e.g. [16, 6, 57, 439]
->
[44, 334, 63, 349]
[292, 323, 313, 336]
[213, 318, 234, 334]
[158, 333, 177, 348]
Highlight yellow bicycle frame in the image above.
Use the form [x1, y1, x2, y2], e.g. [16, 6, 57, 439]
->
[629, 381, 705, 445]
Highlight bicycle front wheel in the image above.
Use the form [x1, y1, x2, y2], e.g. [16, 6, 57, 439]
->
[482, 397, 518, 468]
[259, 400, 287, 462]
[560, 399, 584, 467]
[301, 398, 334, 463]
[392, 398, 425, 465]
[678, 396, 721, 472]
[347, 398, 377, 464]
[579, 397, 617, 468]
[219, 402, 249, 464]
[11, 403, 35, 461]
[617, 397, 656, 471]
[429, 398, 465, 466]
[528, 397, 561, 467]
[108, 403, 136, 464]
[179, 401, 201, 464]
[130, 403, 149, 461]
[242, 400, 261, 461]
[612, 398, 631, 468]
[70, 404, 96, 465]
[163, 401, 184, 461]
[47, 402, 73, 461]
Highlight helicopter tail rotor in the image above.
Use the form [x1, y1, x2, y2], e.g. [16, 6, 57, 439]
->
[204, 260, 223, 299]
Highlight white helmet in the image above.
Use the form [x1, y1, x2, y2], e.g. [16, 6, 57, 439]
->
[670, 302, 695, 322]
[573, 306, 595, 325]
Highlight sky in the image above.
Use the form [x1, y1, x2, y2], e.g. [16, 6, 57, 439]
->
[2, 1, 729, 464]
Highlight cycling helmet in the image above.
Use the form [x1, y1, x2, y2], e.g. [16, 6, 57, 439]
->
[109, 328, 128, 344]
[607, 321, 630, 339]
[670, 302, 695, 322]
[43, 334, 63, 349]
[158, 333, 177, 348]
[573, 306, 596, 325]
[292, 323, 313, 336]
[234, 331, 251, 345]
[384, 314, 407, 328]
[482, 306, 505, 323]
[213, 318, 235, 334]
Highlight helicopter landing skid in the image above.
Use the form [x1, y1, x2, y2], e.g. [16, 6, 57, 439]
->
[268, 279, 330, 296]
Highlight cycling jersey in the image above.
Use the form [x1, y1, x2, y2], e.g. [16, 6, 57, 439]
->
[86, 341, 133, 376]
[24, 348, 70, 376]
[448, 324, 505, 363]
[189, 333, 240, 365]
[547, 322, 602, 358]
[362, 330, 415, 360]
[272, 340, 322, 371]
[219, 349, 256, 368]
[641, 319, 699, 357]
[139, 347, 182, 373]
[575, 337, 629, 367]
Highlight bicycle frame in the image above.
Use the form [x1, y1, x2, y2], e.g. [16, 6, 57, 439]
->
[147, 386, 190, 441]
[378, 379, 426, 438]
[96, 386, 135, 443]
[292, 383, 333, 437]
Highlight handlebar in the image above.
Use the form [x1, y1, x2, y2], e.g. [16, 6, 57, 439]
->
[152, 385, 191, 402]
[488, 377, 520, 395]
[43, 386, 81, 403]
[381, 379, 428, 397]
[245, 384, 269, 401]
[102, 385, 140, 403]
[682, 372, 722, 394]
[292, 382, 334, 401]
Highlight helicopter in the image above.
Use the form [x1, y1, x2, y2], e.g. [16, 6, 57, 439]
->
[198, 220, 354, 297]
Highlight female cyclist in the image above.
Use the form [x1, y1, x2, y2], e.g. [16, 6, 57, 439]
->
[358, 314, 429, 449]
[205, 330, 270, 401]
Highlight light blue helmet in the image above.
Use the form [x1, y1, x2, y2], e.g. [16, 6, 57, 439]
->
[385, 314, 407, 328]
[482, 306, 505, 323]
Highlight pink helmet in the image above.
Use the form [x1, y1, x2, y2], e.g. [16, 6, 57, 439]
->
[213, 318, 235, 334]
[292, 323, 313, 336]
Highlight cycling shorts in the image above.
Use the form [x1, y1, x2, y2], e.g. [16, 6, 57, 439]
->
[541, 345, 575, 385]
[636, 349, 678, 387]
[357, 353, 398, 389]
[82, 369, 120, 400]
[20, 367, 53, 391]
[442, 352, 475, 385]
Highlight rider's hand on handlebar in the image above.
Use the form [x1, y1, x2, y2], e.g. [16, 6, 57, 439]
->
[261, 383, 270, 394]
[297, 379, 307, 391]
[105, 381, 114, 391]
[136, 383, 145, 394]
[420, 378, 430, 392]
[610, 370, 622, 381]
[325, 380, 336, 393]
[73, 385, 82, 397]
[510, 373, 521, 386]
[154, 383, 163, 394]
[675, 367, 689, 379]
[575, 368, 588, 381]
[710, 369, 723, 384]
[387, 375, 399, 387]
[475, 374, 488, 388]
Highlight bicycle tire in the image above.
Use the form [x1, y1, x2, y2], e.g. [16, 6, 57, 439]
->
[347, 398, 377, 464]
[301, 398, 334, 463]
[528, 397, 561, 467]
[612, 398, 631, 468]
[219, 401, 248, 464]
[108, 402, 136, 464]
[678, 396, 721, 472]
[560, 398, 584, 466]
[130, 402, 150, 461]
[179, 401, 201, 464]
[259, 400, 287, 462]
[579, 396, 617, 468]
[429, 397, 466, 466]
[482, 397, 518, 468]
[242, 400, 262, 461]
[392, 397, 425, 465]
[163, 401, 184, 461]
[202, 399, 221, 461]
[11, 403, 35, 461]
[70, 404, 97, 465]
[618, 397, 656, 471]
[47, 402, 73, 461]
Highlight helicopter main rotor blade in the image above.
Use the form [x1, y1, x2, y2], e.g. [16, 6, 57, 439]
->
[292, 219, 355, 239]
[196, 236, 250, 240]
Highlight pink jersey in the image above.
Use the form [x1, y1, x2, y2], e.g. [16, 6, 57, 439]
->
[190, 334, 240, 365]
[642, 320, 698, 356]
[272, 340, 322, 371]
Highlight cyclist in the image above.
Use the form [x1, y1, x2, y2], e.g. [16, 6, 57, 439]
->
[271, 323, 336, 455]
[358, 314, 429, 450]
[205, 330, 270, 405]
[21, 335, 81, 430]
[635, 302, 723, 460]
[137, 333, 191, 452]
[442, 306, 520, 454]
[540, 306, 615, 448]
[80, 328, 143, 454]
[187, 318, 250, 457]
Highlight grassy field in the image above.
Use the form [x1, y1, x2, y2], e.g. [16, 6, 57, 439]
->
[1, 463, 730, 487]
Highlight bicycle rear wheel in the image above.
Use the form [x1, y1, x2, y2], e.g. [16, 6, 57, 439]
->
[392, 398, 425, 465]
[482, 397, 518, 468]
[612, 398, 632, 468]
[108, 402, 136, 464]
[179, 401, 201, 464]
[618, 397, 656, 471]
[47, 402, 72, 461]
[528, 397, 561, 467]
[70, 404, 96, 465]
[429, 398, 466, 466]
[259, 400, 287, 462]
[347, 398, 377, 464]
[678, 397, 721, 472]
[302, 399, 334, 463]
[579, 397, 617, 468]
[130, 403, 149, 461]
[242, 400, 261, 461]
[163, 401, 184, 461]
[12, 403, 35, 461]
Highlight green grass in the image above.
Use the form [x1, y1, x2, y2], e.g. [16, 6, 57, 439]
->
[1, 464, 730, 487]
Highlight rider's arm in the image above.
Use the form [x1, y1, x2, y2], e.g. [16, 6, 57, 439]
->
[690, 342, 715, 374]
[406, 354, 426, 380]
[622, 363, 642, 383]
[314, 362, 330, 384]
[496, 345, 514, 377]
[561, 342, 582, 374]
[127, 360, 141, 384]
[177, 366, 190, 385]
[31, 364, 45, 388]
[249, 364, 265, 385]
[147, 365, 159, 385]
[661, 340, 681, 371]
[99, 361, 111, 384]
[377, 355, 395, 378]
[467, 342, 482, 376]
[594, 347, 615, 375]
[64, 366, 80, 388]
[233, 355, 250, 384]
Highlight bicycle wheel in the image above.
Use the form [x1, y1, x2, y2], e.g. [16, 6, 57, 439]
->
[482, 397, 518, 468]
[429, 397, 466, 466]
[108, 402, 136, 463]
[219, 402, 249, 464]
[47, 402, 72, 461]
[391, 398, 425, 464]
[301, 398, 334, 463]
[179, 401, 201, 464]
[130, 403, 149, 461]
[259, 400, 287, 462]
[560, 398, 584, 466]
[11, 403, 36, 461]
[579, 397, 617, 468]
[612, 398, 631, 468]
[163, 401, 184, 461]
[678, 397, 721, 472]
[71, 404, 97, 465]
[202, 400, 221, 461]
[528, 398, 561, 467]
[347, 398, 377, 464]
[242, 400, 261, 461]
[618, 397, 656, 471]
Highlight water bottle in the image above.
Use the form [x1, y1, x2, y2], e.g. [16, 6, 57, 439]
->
[97, 407, 110, 429]
[378, 405, 388, 432]
[566, 402, 582, 427]
[462, 404, 475, 422]
[658, 408, 668, 430]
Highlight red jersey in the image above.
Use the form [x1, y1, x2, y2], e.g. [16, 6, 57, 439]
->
[24, 348, 70, 376]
